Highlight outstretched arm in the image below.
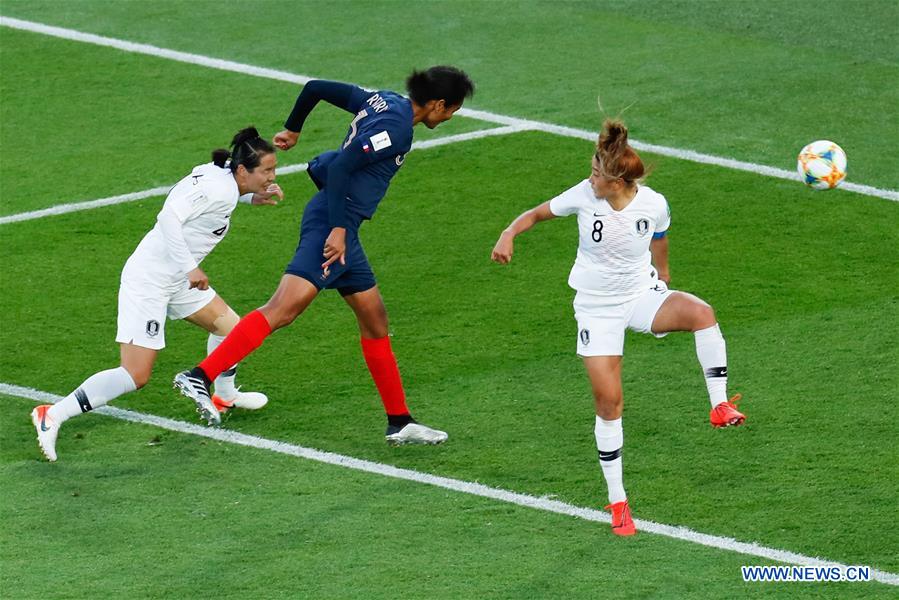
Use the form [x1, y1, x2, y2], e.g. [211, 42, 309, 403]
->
[491, 201, 556, 265]
[275, 80, 364, 150]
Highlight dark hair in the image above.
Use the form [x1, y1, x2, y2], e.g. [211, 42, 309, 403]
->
[211, 126, 275, 172]
[405, 65, 474, 107]
[594, 119, 645, 184]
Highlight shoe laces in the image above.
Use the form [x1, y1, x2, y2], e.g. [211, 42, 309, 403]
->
[604, 502, 630, 521]
[714, 395, 742, 413]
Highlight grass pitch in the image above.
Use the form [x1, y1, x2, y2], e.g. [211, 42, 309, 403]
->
[1, 1, 897, 597]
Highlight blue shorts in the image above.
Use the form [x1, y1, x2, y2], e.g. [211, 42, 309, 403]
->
[285, 191, 376, 296]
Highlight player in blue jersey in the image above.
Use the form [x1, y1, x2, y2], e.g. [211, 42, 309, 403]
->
[175, 66, 474, 444]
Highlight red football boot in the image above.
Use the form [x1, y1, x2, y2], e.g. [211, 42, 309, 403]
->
[710, 394, 745, 428]
[605, 500, 636, 536]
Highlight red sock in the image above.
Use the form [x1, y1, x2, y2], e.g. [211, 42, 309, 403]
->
[361, 336, 410, 416]
[199, 310, 272, 381]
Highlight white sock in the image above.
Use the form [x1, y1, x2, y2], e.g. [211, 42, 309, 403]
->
[594, 416, 626, 504]
[694, 324, 728, 407]
[207, 334, 238, 399]
[48, 367, 137, 425]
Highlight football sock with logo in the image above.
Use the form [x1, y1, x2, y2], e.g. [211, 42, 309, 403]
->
[207, 334, 238, 399]
[199, 310, 272, 382]
[47, 367, 137, 425]
[694, 324, 728, 407]
[595, 416, 627, 504]
[360, 336, 411, 419]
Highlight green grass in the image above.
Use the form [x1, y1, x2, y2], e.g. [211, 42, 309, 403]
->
[0, 27, 496, 216]
[1, 1, 898, 597]
[2, 0, 897, 189]
[4, 399, 892, 600]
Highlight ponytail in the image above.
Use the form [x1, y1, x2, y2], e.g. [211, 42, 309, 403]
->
[595, 119, 646, 183]
[211, 148, 230, 168]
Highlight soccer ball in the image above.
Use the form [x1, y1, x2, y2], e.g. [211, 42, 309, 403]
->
[797, 140, 847, 190]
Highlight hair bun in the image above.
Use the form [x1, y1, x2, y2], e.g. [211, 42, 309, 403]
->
[231, 126, 261, 148]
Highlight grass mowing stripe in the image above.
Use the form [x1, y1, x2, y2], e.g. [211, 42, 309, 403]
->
[4, 381, 897, 587]
[458, 111, 899, 202]
[0, 185, 174, 226]
[0, 163, 304, 225]
[0, 125, 522, 226]
[411, 124, 526, 150]
[0, 15, 311, 85]
[3, 15, 895, 203]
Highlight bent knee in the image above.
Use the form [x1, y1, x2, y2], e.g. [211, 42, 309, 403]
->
[693, 303, 717, 330]
[124, 368, 151, 389]
[260, 301, 302, 330]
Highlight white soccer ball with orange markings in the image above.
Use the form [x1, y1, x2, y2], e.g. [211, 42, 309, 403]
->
[797, 140, 847, 190]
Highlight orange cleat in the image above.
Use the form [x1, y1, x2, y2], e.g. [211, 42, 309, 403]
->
[211, 395, 235, 413]
[30, 404, 59, 462]
[710, 394, 745, 428]
[605, 500, 636, 536]
[212, 390, 268, 414]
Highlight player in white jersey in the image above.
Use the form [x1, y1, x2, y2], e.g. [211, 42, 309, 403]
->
[30, 127, 282, 461]
[492, 119, 745, 536]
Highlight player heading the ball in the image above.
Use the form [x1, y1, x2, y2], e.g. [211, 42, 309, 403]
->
[174, 66, 474, 444]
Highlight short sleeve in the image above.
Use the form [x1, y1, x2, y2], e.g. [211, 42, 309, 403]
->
[358, 122, 411, 164]
[655, 196, 671, 233]
[549, 180, 589, 217]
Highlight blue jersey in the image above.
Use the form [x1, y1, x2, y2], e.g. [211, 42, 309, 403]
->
[298, 85, 413, 228]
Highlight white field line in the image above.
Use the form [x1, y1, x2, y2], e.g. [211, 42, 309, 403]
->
[0, 184, 175, 225]
[412, 124, 525, 150]
[2, 15, 896, 203]
[487, 117, 899, 201]
[3, 382, 897, 587]
[3, 13, 895, 582]
[0, 163, 303, 225]
[0, 125, 525, 225]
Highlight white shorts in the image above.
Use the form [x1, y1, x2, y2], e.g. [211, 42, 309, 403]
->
[115, 272, 216, 350]
[574, 281, 673, 357]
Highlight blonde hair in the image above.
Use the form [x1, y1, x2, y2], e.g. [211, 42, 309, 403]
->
[595, 119, 645, 184]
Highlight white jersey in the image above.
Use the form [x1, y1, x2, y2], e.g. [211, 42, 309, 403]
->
[124, 163, 241, 284]
[549, 179, 670, 300]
